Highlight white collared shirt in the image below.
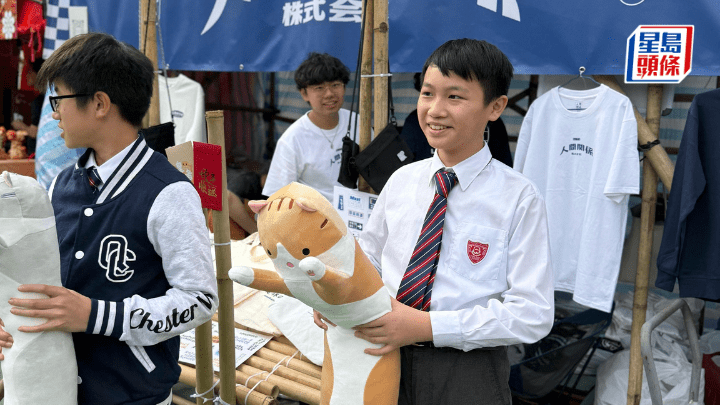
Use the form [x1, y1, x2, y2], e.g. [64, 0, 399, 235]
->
[358, 144, 555, 351]
[84, 140, 138, 190]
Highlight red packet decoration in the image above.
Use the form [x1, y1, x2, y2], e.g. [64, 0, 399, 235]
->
[166, 141, 223, 211]
[467, 241, 488, 265]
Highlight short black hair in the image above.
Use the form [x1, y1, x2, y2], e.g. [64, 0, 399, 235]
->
[36, 32, 154, 128]
[294, 52, 350, 91]
[421, 39, 514, 105]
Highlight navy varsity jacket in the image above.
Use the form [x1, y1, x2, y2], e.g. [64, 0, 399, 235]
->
[50, 136, 218, 405]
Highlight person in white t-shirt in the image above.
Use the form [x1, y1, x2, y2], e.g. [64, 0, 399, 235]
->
[262, 52, 358, 202]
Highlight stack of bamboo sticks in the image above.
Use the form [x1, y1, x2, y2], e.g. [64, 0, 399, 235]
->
[177, 337, 322, 405]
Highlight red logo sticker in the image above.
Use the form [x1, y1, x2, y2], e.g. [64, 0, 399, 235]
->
[467, 241, 489, 264]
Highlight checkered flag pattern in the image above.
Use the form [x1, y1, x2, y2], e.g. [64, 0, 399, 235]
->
[43, 0, 71, 59]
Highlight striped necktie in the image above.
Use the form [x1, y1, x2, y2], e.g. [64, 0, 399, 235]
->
[396, 169, 458, 311]
[87, 166, 102, 190]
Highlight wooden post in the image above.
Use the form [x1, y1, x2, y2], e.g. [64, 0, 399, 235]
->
[593, 76, 674, 190]
[626, 84, 662, 405]
[205, 110, 237, 405]
[358, 0, 374, 193]
[139, 0, 160, 128]
[372, 0, 388, 131]
[194, 320, 214, 404]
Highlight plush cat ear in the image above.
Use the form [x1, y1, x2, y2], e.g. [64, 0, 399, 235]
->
[295, 200, 317, 212]
[248, 200, 269, 214]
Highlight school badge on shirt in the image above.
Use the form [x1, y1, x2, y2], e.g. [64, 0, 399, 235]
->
[467, 241, 489, 265]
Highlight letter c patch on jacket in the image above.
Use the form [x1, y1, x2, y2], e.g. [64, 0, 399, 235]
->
[99, 234, 136, 282]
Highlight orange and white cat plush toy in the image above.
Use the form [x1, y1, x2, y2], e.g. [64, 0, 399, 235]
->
[228, 182, 400, 405]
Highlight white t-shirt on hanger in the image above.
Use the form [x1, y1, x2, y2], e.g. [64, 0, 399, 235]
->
[514, 84, 640, 312]
[159, 74, 207, 145]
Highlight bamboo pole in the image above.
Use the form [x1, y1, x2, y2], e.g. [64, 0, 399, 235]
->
[626, 84, 663, 405]
[265, 340, 317, 366]
[358, 0, 374, 193]
[172, 394, 196, 405]
[245, 356, 322, 390]
[237, 364, 322, 405]
[206, 110, 236, 405]
[265, 340, 299, 356]
[194, 321, 214, 404]
[235, 369, 280, 398]
[255, 348, 322, 379]
[372, 0, 389, 130]
[179, 364, 277, 405]
[593, 76, 674, 190]
[139, 0, 160, 128]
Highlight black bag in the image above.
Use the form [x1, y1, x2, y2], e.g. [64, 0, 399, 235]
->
[141, 122, 175, 157]
[335, 0, 413, 192]
[351, 122, 413, 192]
[338, 135, 360, 188]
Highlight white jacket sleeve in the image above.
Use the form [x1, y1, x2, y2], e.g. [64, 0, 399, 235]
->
[84, 182, 219, 346]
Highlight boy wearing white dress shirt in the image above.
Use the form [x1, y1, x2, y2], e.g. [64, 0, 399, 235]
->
[348, 39, 554, 403]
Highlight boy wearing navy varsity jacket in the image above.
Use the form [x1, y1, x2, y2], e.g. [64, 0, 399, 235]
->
[0, 32, 219, 405]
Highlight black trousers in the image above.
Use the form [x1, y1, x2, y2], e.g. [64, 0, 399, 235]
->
[397, 344, 511, 405]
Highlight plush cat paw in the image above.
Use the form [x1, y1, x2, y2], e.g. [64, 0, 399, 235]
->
[228, 266, 255, 286]
[299, 257, 325, 281]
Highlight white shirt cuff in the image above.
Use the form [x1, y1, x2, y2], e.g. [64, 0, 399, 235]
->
[429, 310, 463, 349]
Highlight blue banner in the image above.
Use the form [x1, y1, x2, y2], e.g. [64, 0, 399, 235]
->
[389, 0, 720, 75]
[159, 0, 365, 72]
[52, 0, 720, 75]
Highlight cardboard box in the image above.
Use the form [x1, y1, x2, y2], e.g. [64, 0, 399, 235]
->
[166, 141, 223, 211]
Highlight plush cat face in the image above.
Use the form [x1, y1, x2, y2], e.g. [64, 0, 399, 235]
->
[252, 183, 347, 260]
[255, 196, 344, 262]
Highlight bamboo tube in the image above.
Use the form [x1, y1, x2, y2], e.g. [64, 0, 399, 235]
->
[265, 340, 298, 356]
[238, 364, 322, 405]
[271, 335, 294, 347]
[626, 84, 663, 405]
[593, 76, 674, 190]
[235, 368, 280, 398]
[358, 0, 374, 193]
[265, 340, 317, 366]
[373, 0, 389, 130]
[245, 356, 322, 390]
[172, 394, 196, 405]
[255, 348, 322, 379]
[206, 110, 237, 405]
[139, 0, 160, 128]
[179, 364, 277, 405]
[195, 321, 214, 404]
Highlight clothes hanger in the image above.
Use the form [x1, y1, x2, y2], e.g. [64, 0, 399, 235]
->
[559, 67, 602, 111]
[559, 67, 601, 91]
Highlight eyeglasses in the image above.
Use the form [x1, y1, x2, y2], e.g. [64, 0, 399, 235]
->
[306, 82, 345, 94]
[49, 94, 91, 112]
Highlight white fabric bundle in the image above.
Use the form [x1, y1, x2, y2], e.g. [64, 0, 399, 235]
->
[0, 171, 78, 405]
